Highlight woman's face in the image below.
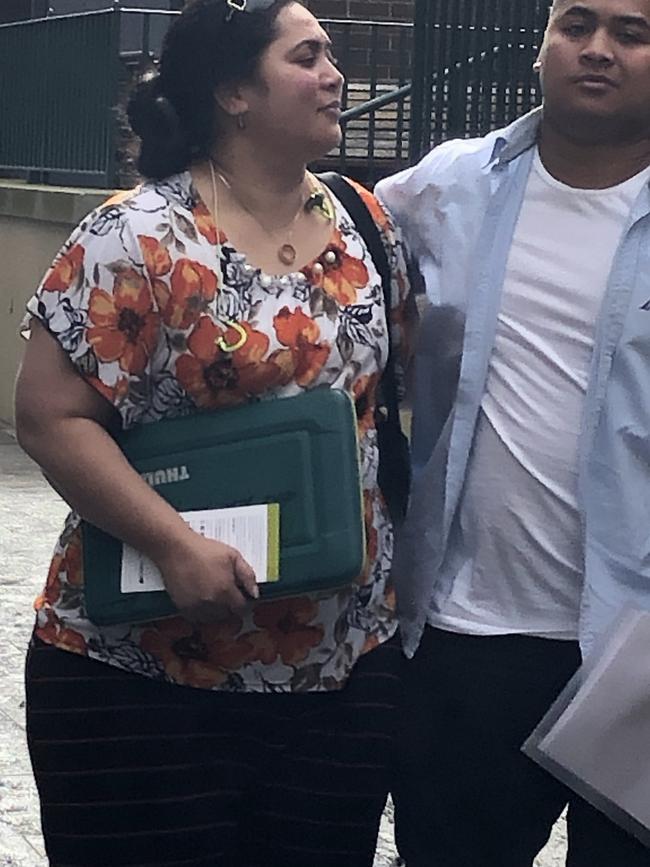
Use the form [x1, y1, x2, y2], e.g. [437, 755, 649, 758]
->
[241, 3, 345, 161]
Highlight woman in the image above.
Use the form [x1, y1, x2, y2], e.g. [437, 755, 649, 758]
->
[15, 1, 413, 865]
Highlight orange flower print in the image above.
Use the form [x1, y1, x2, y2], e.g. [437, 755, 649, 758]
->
[88, 374, 129, 407]
[140, 615, 255, 688]
[35, 610, 87, 655]
[101, 189, 139, 208]
[35, 532, 84, 610]
[274, 305, 320, 346]
[347, 179, 392, 233]
[63, 530, 84, 588]
[42, 244, 84, 293]
[35, 552, 64, 610]
[154, 259, 218, 330]
[192, 200, 226, 246]
[361, 633, 381, 655]
[220, 319, 291, 391]
[87, 268, 160, 375]
[139, 235, 172, 279]
[358, 490, 378, 586]
[273, 307, 331, 388]
[177, 317, 290, 409]
[303, 229, 369, 307]
[383, 585, 397, 614]
[252, 598, 324, 666]
[352, 372, 380, 436]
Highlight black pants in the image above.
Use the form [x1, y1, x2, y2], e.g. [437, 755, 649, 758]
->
[26, 634, 404, 867]
[393, 626, 650, 867]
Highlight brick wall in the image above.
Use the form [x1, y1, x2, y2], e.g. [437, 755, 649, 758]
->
[306, 0, 414, 22]
[305, 0, 414, 82]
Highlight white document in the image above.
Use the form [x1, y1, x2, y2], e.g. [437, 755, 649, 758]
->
[524, 608, 650, 846]
[120, 504, 278, 594]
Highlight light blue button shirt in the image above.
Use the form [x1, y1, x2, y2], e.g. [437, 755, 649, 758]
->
[376, 108, 650, 658]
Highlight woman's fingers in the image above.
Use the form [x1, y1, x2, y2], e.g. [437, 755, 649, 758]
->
[233, 552, 259, 600]
[157, 536, 259, 622]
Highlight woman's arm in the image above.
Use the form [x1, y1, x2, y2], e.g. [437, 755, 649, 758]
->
[15, 321, 258, 621]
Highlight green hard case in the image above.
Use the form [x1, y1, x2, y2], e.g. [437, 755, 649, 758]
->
[82, 388, 365, 626]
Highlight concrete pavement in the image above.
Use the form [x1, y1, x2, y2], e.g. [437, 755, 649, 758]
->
[0, 424, 566, 866]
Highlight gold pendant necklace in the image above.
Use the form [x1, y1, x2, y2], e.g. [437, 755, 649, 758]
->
[278, 243, 297, 266]
[209, 160, 329, 268]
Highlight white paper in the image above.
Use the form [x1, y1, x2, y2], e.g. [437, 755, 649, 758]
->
[120, 504, 273, 594]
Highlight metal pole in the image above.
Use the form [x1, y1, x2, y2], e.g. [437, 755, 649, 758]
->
[106, 3, 121, 187]
[409, 0, 428, 164]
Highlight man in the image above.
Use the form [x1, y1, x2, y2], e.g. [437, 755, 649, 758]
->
[376, 1, 650, 865]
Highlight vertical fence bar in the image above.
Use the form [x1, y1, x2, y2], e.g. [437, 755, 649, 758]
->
[367, 23, 378, 183]
[466, 0, 480, 136]
[431, 0, 448, 146]
[395, 22, 407, 162]
[494, 0, 507, 129]
[105, 6, 122, 187]
[142, 11, 151, 58]
[422, 0, 437, 151]
[409, 0, 428, 163]
[447, 0, 467, 138]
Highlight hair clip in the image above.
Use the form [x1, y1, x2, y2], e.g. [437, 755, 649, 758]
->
[226, 0, 276, 18]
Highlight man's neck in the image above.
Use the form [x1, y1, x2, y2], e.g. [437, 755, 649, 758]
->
[538, 120, 650, 190]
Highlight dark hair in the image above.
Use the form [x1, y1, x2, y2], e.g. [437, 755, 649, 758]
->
[127, 0, 299, 180]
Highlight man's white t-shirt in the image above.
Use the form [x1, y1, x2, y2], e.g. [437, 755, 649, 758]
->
[429, 150, 650, 639]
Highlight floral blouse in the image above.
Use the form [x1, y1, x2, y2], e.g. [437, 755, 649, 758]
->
[25, 171, 411, 693]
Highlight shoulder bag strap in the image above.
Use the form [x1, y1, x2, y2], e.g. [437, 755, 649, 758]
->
[317, 172, 400, 425]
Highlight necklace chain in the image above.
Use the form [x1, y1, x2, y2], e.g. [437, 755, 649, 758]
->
[208, 159, 330, 268]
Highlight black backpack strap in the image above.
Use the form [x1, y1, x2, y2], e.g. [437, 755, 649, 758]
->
[317, 172, 399, 424]
[318, 172, 410, 524]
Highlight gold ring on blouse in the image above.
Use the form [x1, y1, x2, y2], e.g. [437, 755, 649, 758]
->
[216, 320, 248, 353]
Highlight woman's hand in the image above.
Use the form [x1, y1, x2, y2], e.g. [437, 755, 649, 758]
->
[16, 323, 259, 626]
[153, 529, 259, 623]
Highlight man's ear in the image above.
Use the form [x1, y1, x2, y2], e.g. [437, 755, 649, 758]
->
[214, 81, 249, 119]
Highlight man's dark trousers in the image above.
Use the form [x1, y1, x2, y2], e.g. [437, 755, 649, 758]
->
[393, 625, 650, 867]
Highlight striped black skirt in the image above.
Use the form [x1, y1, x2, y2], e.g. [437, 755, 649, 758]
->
[26, 634, 404, 867]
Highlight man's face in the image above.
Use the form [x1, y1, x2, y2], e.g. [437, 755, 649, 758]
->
[539, 0, 650, 141]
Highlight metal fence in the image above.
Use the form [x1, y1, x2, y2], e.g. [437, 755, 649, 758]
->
[337, 0, 551, 182]
[323, 18, 414, 182]
[0, 8, 121, 185]
[412, 0, 550, 154]
[0, 1, 551, 189]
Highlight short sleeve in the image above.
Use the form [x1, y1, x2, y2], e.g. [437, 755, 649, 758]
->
[24, 201, 162, 427]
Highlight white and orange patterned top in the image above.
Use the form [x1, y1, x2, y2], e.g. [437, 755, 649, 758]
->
[25, 172, 411, 692]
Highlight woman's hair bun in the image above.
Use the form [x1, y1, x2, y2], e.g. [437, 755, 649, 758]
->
[126, 71, 190, 180]
[127, 72, 168, 139]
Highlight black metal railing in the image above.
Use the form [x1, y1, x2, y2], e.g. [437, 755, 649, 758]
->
[328, 0, 551, 184]
[320, 18, 414, 184]
[0, 1, 551, 189]
[0, 8, 121, 185]
[414, 0, 550, 152]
